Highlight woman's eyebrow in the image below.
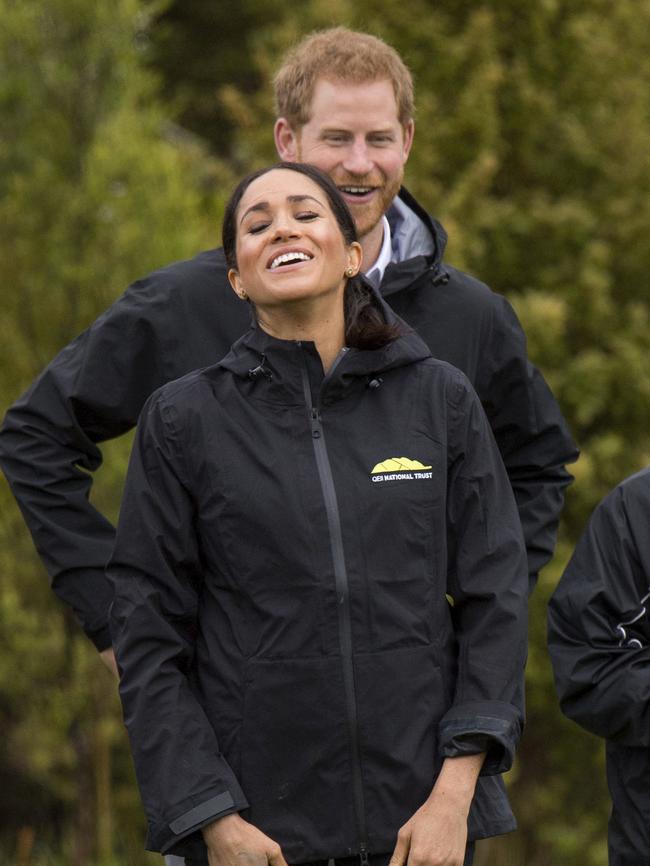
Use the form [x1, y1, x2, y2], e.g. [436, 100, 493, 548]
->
[239, 201, 270, 225]
[239, 194, 324, 225]
[287, 194, 323, 207]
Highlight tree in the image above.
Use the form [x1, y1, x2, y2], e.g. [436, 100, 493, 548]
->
[0, 0, 225, 862]
[2, 0, 649, 862]
[147, 0, 281, 158]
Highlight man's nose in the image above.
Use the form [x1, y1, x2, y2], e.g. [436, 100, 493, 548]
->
[342, 140, 373, 176]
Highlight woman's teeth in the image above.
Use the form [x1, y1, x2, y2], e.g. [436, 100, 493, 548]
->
[269, 252, 312, 270]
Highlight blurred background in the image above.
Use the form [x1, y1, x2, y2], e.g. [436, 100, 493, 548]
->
[1, 0, 649, 863]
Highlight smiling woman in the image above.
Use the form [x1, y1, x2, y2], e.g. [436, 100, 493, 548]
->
[225, 165, 361, 362]
[109, 162, 529, 866]
[222, 163, 401, 367]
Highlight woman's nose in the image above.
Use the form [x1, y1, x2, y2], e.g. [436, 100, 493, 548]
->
[272, 217, 300, 240]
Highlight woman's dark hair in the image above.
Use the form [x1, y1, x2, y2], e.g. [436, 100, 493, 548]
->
[222, 162, 401, 350]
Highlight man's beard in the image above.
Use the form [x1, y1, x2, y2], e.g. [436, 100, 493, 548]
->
[294, 136, 403, 237]
[330, 171, 402, 239]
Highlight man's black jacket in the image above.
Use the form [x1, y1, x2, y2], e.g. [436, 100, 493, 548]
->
[109, 319, 529, 859]
[0, 188, 578, 649]
[548, 467, 650, 866]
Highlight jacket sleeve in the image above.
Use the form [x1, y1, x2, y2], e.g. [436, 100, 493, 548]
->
[438, 372, 529, 776]
[547, 475, 650, 746]
[0, 280, 179, 650]
[477, 295, 579, 593]
[109, 389, 248, 854]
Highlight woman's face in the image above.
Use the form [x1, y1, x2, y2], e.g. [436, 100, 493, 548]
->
[228, 169, 362, 310]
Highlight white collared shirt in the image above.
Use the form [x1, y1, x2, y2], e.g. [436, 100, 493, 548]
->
[363, 216, 392, 289]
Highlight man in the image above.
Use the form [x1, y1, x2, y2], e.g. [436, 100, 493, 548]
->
[0, 26, 577, 865]
[548, 468, 650, 866]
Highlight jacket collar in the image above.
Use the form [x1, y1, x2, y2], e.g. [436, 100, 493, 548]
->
[217, 284, 431, 401]
[380, 187, 450, 296]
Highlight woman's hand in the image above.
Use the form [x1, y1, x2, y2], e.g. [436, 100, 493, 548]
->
[388, 754, 485, 866]
[202, 812, 289, 866]
[99, 647, 119, 678]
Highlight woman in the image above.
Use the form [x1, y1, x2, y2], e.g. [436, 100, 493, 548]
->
[109, 163, 528, 866]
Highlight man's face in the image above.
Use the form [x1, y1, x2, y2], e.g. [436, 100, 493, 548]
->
[275, 78, 414, 240]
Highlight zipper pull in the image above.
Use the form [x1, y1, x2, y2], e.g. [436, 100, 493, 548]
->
[359, 846, 370, 866]
[311, 406, 322, 438]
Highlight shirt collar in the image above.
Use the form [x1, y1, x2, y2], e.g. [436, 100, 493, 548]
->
[363, 216, 392, 289]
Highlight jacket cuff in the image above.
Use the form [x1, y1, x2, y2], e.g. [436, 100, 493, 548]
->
[88, 622, 112, 652]
[438, 700, 523, 775]
[149, 778, 249, 855]
[52, 567, 113, 650]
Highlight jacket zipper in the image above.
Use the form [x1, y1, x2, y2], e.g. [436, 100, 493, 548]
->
[299, 347, 369, 865]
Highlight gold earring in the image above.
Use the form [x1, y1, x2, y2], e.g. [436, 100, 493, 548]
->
[346, 267, 356, 277]
[238, 290, 248, 301]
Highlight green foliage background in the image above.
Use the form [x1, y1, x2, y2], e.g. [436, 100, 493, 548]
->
[1, 0, 649, 863]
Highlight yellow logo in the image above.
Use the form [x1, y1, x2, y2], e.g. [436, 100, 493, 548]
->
[371, 457, 432, 474]
[370, 457, 433, 484]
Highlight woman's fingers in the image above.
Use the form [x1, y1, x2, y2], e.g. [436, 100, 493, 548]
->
[203, 813, 287, 866]
[266, 839, 289, 866]
[389, 823, 411, 866]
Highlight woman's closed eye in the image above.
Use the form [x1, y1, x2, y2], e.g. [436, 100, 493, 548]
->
[247, 212, 318, 234]
[247, 221, 270, 235]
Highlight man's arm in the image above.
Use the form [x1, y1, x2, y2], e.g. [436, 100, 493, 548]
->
[392, 258, 579, 594]
[477, 295, 579, 592]
[0, 292, 163, 650]
[0, 250, 244, 651]
[548, 471, 650, 746]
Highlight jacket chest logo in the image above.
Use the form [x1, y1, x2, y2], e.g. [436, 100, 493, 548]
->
[370, 457, 433, 484]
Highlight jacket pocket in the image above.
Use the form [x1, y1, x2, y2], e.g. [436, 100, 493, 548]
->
[354, 491, 445, 650]
[239, 655, 357, 862]
[354, 644, 446, 851]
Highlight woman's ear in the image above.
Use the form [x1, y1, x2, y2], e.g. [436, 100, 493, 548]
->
[347, 241, 363, 276]
[228, 268, 245, 300]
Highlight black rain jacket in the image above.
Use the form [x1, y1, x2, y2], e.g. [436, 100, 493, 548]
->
[109, 308, 529, 861]
[548, 468, 650, 866]
[0, 188, 577, 650]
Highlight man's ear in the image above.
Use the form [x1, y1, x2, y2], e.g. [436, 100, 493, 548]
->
[401, 119, 415, 162]
[274, 117, 300, 161]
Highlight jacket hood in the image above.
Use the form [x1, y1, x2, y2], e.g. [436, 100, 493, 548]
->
[391, 187, 448, 261]
[379, 188, 450, 296]
[217, 282, 431, 394]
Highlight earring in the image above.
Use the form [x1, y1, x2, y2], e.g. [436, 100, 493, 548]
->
[345, 267, 356, 277]
[238, 290, 248, 301]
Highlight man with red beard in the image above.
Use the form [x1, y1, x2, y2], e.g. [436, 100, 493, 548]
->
[0, 27, 578, 866]
[273, 52, 414, 277]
